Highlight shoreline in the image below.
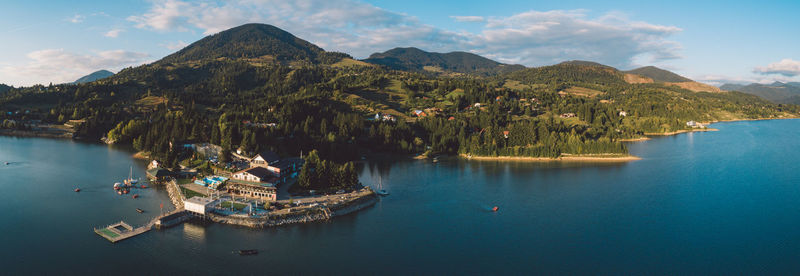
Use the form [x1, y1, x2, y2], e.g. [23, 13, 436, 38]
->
[460, 153, 641, 162]
[644, 128, 719, 136]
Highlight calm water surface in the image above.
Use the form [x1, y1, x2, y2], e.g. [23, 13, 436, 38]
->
[2, 119, 800, 274]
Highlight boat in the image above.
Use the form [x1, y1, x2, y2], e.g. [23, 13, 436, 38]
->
[4, 162, 8, 165]
[74, 188, 81, 192]
[132, 194, 139, 199]
[117, 190, 123, 195]
[140, 184, 147, 189]
[375, 175, 389, 196]
[124, 166, 139, 186]
[136, 208, 144, 213]
[238, 249, 259, 256]
[492, 206, 499, 212]
[123, 189, 129, 194]
[113, 182, 122, 190]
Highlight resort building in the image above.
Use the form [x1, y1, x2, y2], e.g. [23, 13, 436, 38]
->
[266, 157, 305, 182]
[185, 196, 215, 215]
[250, 150, 280, 168]
[225, 181, 277, 202]
[232, 167, 273, 183]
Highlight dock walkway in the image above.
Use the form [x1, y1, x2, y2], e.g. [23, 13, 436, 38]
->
[94, 208, 186, 243]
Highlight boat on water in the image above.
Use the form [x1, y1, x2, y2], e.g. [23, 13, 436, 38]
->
[136, 208, 144, 213]
[4, 162, 9, 165]
[140, 184, 147, 189]
[124, 166, 139, 186]
[492, 206, 499, 212]
[113, 182, 122, 190]
[74, 188, 81, 192]
[132, 194, 139, 199]
[117, 190, 123, 195]
[238, 249, 259, 256]
[375, 175, 389, 196]
[123, 189, 129, 194]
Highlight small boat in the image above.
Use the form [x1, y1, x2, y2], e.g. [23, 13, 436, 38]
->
[136, 208, 144, 213]
[238, 249, 259, 256]
[491, 206, 499, 212]
[117, 190, 123, 195]
[123, 189, 129, 194]
[4, 162, 9, 165]
[113, 182, 122, 190]
[140, 185, 147, 189]
[132, 194, 139, 199]
[74, 188, 81, 192]
[375, 175, 389, 196]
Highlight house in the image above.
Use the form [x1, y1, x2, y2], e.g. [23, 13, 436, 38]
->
[686, 121, 705, 128]
[251, 150, 280, 168]
[267, 157, 305, 182]
[448, 116, 455, 121]
[232, 167, 273, 183]
[146, 168, 171, 181]
[560, 113, 576, 118]
[225, 181, 277, 202]
[618, 111, 627, 117]
[414, 110, 428, 117]
[184, 196, 215, 215]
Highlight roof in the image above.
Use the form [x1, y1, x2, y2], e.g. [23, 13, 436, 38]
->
[253, 150, 280, 163]
[185, 196, 214, 205]
[146, 168, 171, 177]
[234, 166, 273, 179]
[270, 157, 305, 169]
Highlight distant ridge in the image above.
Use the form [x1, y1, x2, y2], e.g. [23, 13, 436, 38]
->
[720, 82, 800, 104]
[624, 66, 693, 83]
[74, 70, 114, 84]
[0, 83, 11, 93]
[363, 47, 525, 76]
[559, 60, 615, 69]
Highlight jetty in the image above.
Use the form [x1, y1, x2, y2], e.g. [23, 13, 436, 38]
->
[94, 208, 189, 243]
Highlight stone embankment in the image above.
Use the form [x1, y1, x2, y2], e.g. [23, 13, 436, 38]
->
[208, 191, 379, 228]
[165, 179, 186, 209]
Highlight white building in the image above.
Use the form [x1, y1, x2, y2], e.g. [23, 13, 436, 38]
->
[184, 196, 215, 215]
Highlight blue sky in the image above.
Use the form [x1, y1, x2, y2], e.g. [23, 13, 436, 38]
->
[1, 0, 798, 86]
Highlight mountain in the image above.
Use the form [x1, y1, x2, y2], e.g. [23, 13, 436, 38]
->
[559, 60, 615, 69]
[624, 66, 693, 83]
[362, 47, 525, 76]
[720, 82, 800, 104]
[157, 23, 343, 64]
[73, 70, 114, 84]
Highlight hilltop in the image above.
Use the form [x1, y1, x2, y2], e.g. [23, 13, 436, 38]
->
[363, 47, 524, 76]
[74, 70, 114, 84]
[157, 23, 347, 65]
[625, 66, 693, 82]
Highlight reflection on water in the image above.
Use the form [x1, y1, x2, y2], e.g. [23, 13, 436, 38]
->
[183, 221, 207, 243]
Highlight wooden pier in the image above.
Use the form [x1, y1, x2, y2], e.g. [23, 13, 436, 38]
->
[94, 208, 187, 243]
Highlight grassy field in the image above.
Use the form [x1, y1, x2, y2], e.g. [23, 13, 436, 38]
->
[181, 187, 207, 198]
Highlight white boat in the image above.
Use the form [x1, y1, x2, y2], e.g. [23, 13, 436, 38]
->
[376, 175, 389, 196]
[124, 166, 139, 185]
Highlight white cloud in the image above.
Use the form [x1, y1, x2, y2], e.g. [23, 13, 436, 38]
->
[754, 59, 800, 77]
[450, 16, 485, 23]
[126, 1, 682, 68]
[0, 49, 150, 86]
[104, 29, 124, 38]
[68, 14, 85, 23]
[164, 40, 189, 50]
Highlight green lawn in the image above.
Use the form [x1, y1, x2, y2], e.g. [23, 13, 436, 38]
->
[181, 187, 207, 198]
[220, 201, 248, 211]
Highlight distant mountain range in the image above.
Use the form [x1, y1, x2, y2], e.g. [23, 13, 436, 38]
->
[362, 47, 525, 76]
[720, 82, 800, 104]
[74, 70, 114, 84]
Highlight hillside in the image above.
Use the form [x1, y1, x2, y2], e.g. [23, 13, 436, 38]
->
[0, 23, 797, 163]
[74, 70, 114, 84]
[625, 66, 693, 82]
[0, 84, 11, 94]
[157, 23, 345, 65]
[721, 82, 800, 104]
[363, 47, 524, 76]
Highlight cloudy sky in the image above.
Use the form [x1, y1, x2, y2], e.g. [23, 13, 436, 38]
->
[1, 0, 798, 86]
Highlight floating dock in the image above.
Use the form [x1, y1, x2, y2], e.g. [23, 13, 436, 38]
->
[94, 209, 188, 243]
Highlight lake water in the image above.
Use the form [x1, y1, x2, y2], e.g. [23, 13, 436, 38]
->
[2, 119, 800, 274]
